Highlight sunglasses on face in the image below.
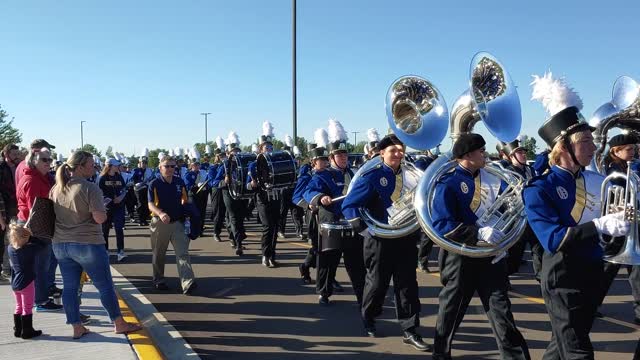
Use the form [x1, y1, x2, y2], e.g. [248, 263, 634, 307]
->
[162, 164, 177, 168]
[39, 158, 53, 163]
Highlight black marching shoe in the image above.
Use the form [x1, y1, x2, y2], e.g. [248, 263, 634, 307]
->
[21, 314, 42, 339]
[183, 281, 198, 296]
[235, 247, 244, 256]
[363, 319, 377, 337]
[13, 314, 22, 338]
[268, 258, 279, 268]
[634, 316, 640, 325]
[332, 280, 344, 293]
[318, 295, 330, 306]
[154, 283, 169, 291]
[402, 330, 432, 352]
[262, 256, 270, 267]
[213, 234, 222, 242]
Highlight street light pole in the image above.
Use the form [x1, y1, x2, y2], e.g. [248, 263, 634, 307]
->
[80, 121, 86, 148]
[201, 113, 211, 144]
[292, 0, 297, 144]
[352, 131, 360, 152]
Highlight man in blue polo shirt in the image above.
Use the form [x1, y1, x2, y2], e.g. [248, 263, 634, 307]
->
[147, 155, 197, 295]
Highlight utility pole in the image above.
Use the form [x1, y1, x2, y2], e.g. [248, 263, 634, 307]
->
[352, 131, 360, 152]
[201, 112, 211, 144]
[80, 121, 87, 148]
[292, 0, 297, 144]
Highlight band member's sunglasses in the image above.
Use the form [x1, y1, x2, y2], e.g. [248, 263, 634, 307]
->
[163, 164, 177, 168]
[40, 158, 53, 163]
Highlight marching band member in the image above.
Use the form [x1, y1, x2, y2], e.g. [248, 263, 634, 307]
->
[247, 122, 281, 266]
[363, 128, 381, 162]
[211, 133, 246, 252]
[342, 134, 430, 351]
[305, 120, 366, 306]
[184, 148, 208, 237]
[131, 148, 154, 226]
[98, 158, 127, 261]
[208, 139, 227, 242]
[597, 133, 640, 324]
[279, 135, 304, 239]
[430, 133, 530, 359]
[533, 148, 551, 176]
[295, 141, 324, 284]
[524, 72, 630, 358]
[500, 138, 543, 280]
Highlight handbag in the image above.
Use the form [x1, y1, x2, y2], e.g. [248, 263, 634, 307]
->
[25, 197, 56, 240]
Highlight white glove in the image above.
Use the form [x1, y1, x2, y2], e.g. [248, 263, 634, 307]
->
[478, 226, 504, 245]
[592, 211, 630, 237]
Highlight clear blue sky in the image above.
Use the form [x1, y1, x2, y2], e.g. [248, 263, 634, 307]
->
[2, 0, 639, 157]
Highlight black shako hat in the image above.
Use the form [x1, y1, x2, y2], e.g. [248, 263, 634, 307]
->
[609, 133, 638, 149]
[310, 147, 329, 160]
[328, 141, 348, 154]
[502, 139, 524, 155]
[259, 135, 273, 146]
[452, 133, 486, 159]
[307, 143, 317, 152]
[377, 134, 404, 151]
[496, 141, 505, 153]
[538, 106, 595, 147]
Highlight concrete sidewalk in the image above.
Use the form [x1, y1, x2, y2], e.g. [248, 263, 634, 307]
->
[0, 274, 138, 360]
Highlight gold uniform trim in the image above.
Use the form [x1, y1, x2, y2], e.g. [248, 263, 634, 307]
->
[390, 171, 403, 202]
[469, 174, 482, 213]
[342, 172, 352, 195]
[570, 176, 586, 223]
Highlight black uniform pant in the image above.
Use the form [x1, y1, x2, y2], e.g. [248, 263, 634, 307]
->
[361, 232, 420, 332]
[210, 188, 226, 235]
[541, 251, 604, 360]
[222, 189, 245, 246]
[302, 210, 318, 269]
[257, 193, 280, 259]
[507, 224, 543, 280]
[278, 189, 304, 235]
[134, 187, 150, 224]
[192, 189, 208, 235]
[418, 231, 434, 268]
[599, 262, 640, 318]
[433, 250, 530, 359]
[125, 187, 137, 220]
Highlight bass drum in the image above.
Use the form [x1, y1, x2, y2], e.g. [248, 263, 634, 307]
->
[256, 151, 297, 190]
[229, 152, 257, 200]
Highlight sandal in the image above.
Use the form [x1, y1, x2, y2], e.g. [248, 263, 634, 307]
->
[115, 322, 142, 335]
[73, 326, 91, 339]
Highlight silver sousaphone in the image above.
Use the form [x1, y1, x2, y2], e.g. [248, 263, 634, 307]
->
[414, 52, 527, 257]
[345, 76, 449, 238]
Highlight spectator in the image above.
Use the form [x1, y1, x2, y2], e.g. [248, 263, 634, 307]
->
[147, 155, 197, 295]
[98, 158, 127, 261]
[16, 147, 62, 311]
[0, 143, 20, 282]
[50, 150, 141, 339]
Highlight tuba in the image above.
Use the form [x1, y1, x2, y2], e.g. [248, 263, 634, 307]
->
[600, 161, 640, 265]
[414, 52, 527, 257]
[589, 76, 640, 174]
[344, 76, 449, 238]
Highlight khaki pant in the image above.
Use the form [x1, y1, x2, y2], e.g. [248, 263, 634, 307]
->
[150, 217, 195, 291]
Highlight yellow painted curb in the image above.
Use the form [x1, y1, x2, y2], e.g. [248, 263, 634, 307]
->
[117, 293, 166, 360]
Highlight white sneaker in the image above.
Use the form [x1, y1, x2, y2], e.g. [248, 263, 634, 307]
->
[117, 251, 127, 262]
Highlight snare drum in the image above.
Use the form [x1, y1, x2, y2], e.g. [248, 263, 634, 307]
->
[319, 220, 353, 252]
[229, 153, 257, 200]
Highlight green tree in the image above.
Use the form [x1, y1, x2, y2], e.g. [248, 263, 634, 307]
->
[522, 137, 538, 160]
[81, 144, 102, 158]
[350, 141, 367, 153]
[0, 104, 23, 151]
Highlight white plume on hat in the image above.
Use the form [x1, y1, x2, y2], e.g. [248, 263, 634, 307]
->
[205, 145, 212, 155]
[169, 148, 175, 157]
[140, 147, 149, 157]
[314, 128, 329, 148]
[531, 71, 584, 117]
[293, 145, 301, 157]
[191, 146, 201, 161]
[262, 121, 274, 137]
[158, 152, 166, 159]
[517, 134, 528, 143]
[284, 134, 294, 147]
[367, 128, 380, 142]
[227, 131, 240, 146]
[56, 153, 64, 162]
[176, 147, 184, 156]
[215, 136, 225, 150]
[251, 143, 259, 153]
[328, 118, 348, 142]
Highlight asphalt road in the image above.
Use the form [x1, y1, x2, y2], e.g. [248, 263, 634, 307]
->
[112, 213, 640, 359]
